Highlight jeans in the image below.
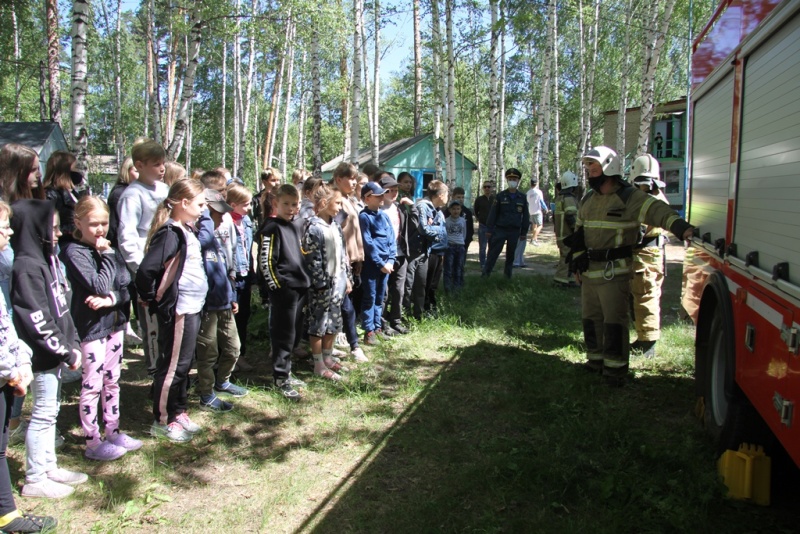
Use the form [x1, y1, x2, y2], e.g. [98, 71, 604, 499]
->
[478, 224, 489, 267]
[26, 366, 62, 483]
[444, 244, 466, 292]
[0, 386, 16, 515]
[360, 263, 389, 333]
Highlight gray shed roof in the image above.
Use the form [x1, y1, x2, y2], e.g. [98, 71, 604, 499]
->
[322, 133, 436, 172]
[0, 122, 68, 153]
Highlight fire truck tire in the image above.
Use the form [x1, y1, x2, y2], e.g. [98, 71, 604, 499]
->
[704, 312, 770, 454]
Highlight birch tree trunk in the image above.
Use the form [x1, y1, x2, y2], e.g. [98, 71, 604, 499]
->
[311, 31, 323, 177]
[264, 17, 290, 169]
[372, 0, 381, 166]
[46, 0, 61, 126]
[583, 0, 600, 153]
[147, 0, 162, 143]
[350, 0, 363, 165]
[552, 3, 561, 181]
[487, 0, 499, 184]
[296, 52, 308, 169]
[445, 0, 456, 185]
[616, 0, 634, 160]
[498, 0, 506, 175]
[576, 0, 586, 167]
[165, 18, 178, 147]
[636, 0, 678, 157]
[540, 0, 556, 189]
[166, 10, 202, 161]
[70, 0, 89, 172]
[39, 61, 48, 121]
[280, 22, 296, 178]
[473, 55, 482, 183]
[233, 0, 241, 174]
[361, 24, 374, 162]
[431, 0, 443, 178]
[186, 99, 193, 171]
[12, 1, 21, 121]
[412, 0, 422, 136]
[239, 0, 259, 178]
[222, 42, 227, 168]
[341, 49, 351, 159]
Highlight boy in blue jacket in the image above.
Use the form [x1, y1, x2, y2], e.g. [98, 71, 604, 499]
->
[196, 189, 247, 412]
[358, 183, 396, 345]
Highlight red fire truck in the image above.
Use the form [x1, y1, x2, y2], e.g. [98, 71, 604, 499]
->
[682, 0, 800, 468]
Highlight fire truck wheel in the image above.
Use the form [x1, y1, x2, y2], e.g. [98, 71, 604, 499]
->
[704, 312, 770, 454]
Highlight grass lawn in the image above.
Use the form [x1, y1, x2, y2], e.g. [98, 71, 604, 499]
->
[8, 237, 799, 532]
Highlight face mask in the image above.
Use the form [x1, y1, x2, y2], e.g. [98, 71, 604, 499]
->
[70, 170, 85, 186]
[507, 180, 518, 189]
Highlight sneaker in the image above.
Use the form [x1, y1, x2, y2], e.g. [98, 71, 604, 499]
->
[8, 419, 28, 446]
[199, 394, 234, 412]
[286, 374, 306, 388]
[331, 347, 347, 358]
[274, 379, 302, 402]
[61, 367, 82, 384]
[382, 326, 399, 337]
[21, 479, 74, 499]
[124, 322, 142, 346]
[85, 441, 127, 462]
[533, 240, 540, 246]
[390, 323, 409, 335]
[175, 413, 202, 433]
[351, 347, 369, 363]
[150, 421, 193, 442]
[106, 432, 143, 451]
[214, 381, 249, 397]
[363, 331, 378, 346]
[46, 468, 88, 486]
[335, 332, 349, 348]
[0, 512, 58, 532]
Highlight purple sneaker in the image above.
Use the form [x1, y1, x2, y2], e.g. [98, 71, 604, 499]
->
[107, 432, 143, 451]
[85, 440, 127, 462]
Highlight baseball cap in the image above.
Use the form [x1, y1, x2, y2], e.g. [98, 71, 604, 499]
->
[362, 182, 386, 198]
[378, 175, 399, 189]
[448, 199, 462, 208]
[205, 188, 233, 213]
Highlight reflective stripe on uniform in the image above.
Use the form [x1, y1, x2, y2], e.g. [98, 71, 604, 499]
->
[582, 219, 640, 247]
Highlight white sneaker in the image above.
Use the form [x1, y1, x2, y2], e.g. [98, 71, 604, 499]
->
[150, 421, 193, 442]
[47, 467, 88, 486]
[175, 413, 201, 434]
[351, 347, 369, 363]
[21, 479, 74, 499]
[125, 322, 143, 346]
[331, 347, 347, 358]
[335, 332, 349, 348]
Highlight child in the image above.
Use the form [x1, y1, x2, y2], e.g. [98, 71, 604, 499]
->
[303, 184, 350, 381]
[117, 139, 169, 373]
[136, 179, 207, 442]
[226, 183, 256, 368]
[260, 185, 311, 399]
[358, 182, 396, 345]
[0, 200, 58, 531]
[61, 197, 143, 461]
[11, 200, 87, 498]
[443, 200, 466, 293]
[196, 189, 246, 412]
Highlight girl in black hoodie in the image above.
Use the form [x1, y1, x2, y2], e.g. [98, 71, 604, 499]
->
[10, 200, 88, 499]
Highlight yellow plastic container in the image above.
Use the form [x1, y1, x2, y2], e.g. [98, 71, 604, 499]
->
[717, 443, 771, 506]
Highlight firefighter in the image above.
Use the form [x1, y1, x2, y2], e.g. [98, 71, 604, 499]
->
[553, 171, 580, 287]
[630, 154, 669, 358]
[568, 146, 693, 387]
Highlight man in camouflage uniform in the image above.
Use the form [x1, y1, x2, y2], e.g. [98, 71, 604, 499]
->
[630, 154, 670, 358]
[553, 171, 580, 287]
[568, 146, 693, 386]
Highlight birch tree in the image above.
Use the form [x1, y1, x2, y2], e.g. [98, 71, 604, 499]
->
[221, 42, 227, 168]
[46, 0, 61, 126]
[166, 9, 202, 161]
[371, 0, 381, 166]
[70, 0, 90, 172]
[430, 0, 443, 178]
[11, 1, 20, 120]
[146, 0, 161, 143]
[551, 3, 560, 181]
[412, 0, 422, 136]
[498, 0, 507, 175]
[238, 0, 258, 178]
[636, 0, 678, 157]
[445, 0, 456, 185]
[296, 51, 308, 169]
[488, 0, 499, 184]
[310, 30, 322, 177]
[350, 0, 364, 164]
[280, 22, 296, 177]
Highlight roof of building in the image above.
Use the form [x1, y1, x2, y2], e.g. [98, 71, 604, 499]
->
[0, 121, 67, 152]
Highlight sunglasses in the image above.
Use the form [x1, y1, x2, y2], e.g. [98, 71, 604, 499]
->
[483, 185, 492, 189]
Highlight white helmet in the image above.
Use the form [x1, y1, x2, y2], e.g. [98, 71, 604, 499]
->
[582, 146, 621, 177]
[560, 171, 578, 188]
[631, 154, 660, 180]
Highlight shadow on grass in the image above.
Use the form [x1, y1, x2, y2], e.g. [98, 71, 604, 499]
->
[299, 339, 797, 534]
